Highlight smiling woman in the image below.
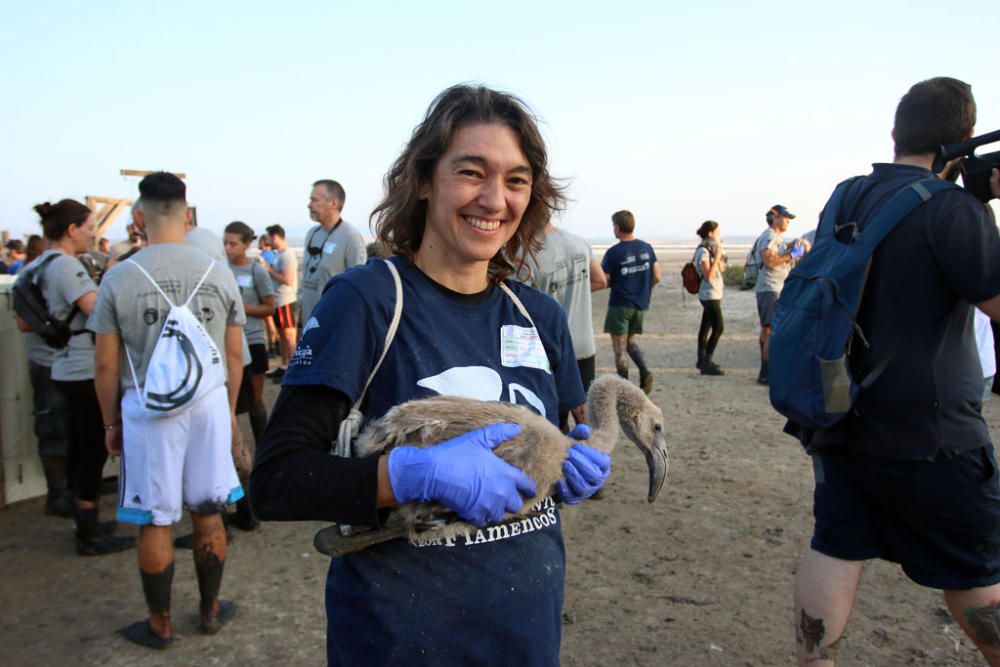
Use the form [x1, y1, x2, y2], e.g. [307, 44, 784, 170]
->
[251, 84, 608, 666]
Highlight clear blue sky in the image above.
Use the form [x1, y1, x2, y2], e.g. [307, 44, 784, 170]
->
[2, 1, 997, 244]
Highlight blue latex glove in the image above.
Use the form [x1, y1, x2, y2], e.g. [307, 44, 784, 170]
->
[789, 243, 805, 260]
[555, 424, 611, 504]
[388, 423, 536, 526]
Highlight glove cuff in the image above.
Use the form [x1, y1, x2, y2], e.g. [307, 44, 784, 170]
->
[387, 446, 432, 504]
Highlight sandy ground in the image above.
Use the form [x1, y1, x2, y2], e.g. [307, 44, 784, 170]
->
[2, 251, 998, 666]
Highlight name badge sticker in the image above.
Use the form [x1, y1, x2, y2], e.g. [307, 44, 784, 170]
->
[236, 274, 253, 288]
[323, 241, 337, 255]
[500, 325, 551, 373]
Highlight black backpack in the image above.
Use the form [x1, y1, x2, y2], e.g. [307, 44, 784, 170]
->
[12, 254, 82, 349]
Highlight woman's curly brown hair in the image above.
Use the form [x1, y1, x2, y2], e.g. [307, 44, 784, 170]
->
[371, 84, 567, 282]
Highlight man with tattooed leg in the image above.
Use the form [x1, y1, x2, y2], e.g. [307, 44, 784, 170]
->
[792, 78, 1000, 665]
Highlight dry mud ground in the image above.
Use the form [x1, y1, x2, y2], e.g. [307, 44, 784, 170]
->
[2, 251, 999, 666]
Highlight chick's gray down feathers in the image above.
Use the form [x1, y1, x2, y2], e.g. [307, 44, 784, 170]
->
[314, 374, 668, 557]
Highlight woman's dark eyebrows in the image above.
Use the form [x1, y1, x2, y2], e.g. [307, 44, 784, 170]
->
[449, 155, 532, 173]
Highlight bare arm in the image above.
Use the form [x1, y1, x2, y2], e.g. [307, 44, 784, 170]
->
[76, 290, 98, 316]
[762, 247, 795, 269]
[225, 326, 243, 414]
[700, 248, 725, 281]
[94, 333, 122, 454]
[245, 295, 275, 318]
[651, 261, 662, 287]
[265, 260, 294, 286]
[589, 258, 607, 291]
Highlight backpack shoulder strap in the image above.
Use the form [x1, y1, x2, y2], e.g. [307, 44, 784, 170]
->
[334, 259, 403, 458]
[181, 260, 217, 308]
[351, 258, 403, 411]
[856, 177, 958, 250]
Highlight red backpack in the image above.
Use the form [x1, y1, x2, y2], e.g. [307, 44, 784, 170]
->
[680, 245, 708, 295]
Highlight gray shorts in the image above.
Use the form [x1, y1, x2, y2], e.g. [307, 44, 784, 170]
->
[757, 291, 779, 327]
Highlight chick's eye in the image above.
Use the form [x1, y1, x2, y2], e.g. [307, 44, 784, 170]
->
[654, 423, 662, 432]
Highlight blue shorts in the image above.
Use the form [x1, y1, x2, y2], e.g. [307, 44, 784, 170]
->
[756, 291, 778, 327]
[811, 446, 1000, 590]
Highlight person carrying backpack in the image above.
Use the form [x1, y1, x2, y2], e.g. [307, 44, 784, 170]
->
[90, 173, 246, 648]
[786, 77, 1000, 666]
[15, 199, 136, 555]
[693, 220, 725, 375]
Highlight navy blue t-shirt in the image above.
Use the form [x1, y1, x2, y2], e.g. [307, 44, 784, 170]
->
[285, 256, 585, 666]
[601, 239, 657, 309]
[829, 163, 1000, 460]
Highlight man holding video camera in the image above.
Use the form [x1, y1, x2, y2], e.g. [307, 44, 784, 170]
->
[792, 77, 1000, 666]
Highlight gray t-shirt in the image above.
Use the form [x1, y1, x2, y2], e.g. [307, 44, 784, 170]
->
[271, 247, 298, 307]
[88, 244, 246, 390]
[299, 221, 366, 320]
[755, 227, 791, 294]
[35, 250, 99, 381]
[522, 228, 596, 360]
[229, 259, 276, 346]
[694, 245, 724, 301]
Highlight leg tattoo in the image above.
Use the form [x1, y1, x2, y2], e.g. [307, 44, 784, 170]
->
[798, 609, 826, 652]
[966, 601, 1000, 647]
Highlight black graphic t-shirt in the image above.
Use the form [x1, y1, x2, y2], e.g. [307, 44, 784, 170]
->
[601, 239, 657, 310]
[283, 256, 584, 666]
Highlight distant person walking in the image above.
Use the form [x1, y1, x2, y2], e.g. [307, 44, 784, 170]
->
[753, 204, 808, 385]
[601, 210, 660, 394]
[694, 220, 725, 376]
[261, 224, 298, 380]
[91, 173, 245, 648]
[522, 222, 607, 430]
[296, 179, 366, 327]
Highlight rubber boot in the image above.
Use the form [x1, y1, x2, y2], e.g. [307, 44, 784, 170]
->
[700, 354, 724, 376]
[41, 455, 74, 517]
[229, 497, 259, 532]
[757, 361, 769, 385]
[75, 507, 136, 556]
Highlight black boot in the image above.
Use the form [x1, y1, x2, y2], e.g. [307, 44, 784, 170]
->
[41, 456, 74, 517]
[75, 507, 135, 556]
[700, 355, 724, 376]
[757, 361, 769, 385]
[229, 497, 260, 532]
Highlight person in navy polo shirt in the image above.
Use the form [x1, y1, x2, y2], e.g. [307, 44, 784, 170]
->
[251, 84, 610, 666]
[601, 210, 661, 394]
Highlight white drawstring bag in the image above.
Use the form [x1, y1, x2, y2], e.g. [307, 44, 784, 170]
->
[124, 259, 227, 418]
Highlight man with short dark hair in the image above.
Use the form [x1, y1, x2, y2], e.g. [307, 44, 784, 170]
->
[791, 77, 1000, 666]
[754, 204, 808, 385]
[262, 224, 299, 378]
[91, 172, 246, 648]
[601, 210, 660, 394]
[295, 179, 366, 330]
[6, 239, 26, 274]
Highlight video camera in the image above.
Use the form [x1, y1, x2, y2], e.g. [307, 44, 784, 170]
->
[934, 129, 1000, 202]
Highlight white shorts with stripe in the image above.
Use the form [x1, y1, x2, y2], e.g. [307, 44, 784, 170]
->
[117, 384, 243, 526]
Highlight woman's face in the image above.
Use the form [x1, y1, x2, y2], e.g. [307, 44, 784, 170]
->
[417, 122, 532, 272]
[223, 233, 250, 262]
[68, 214, 96, 254]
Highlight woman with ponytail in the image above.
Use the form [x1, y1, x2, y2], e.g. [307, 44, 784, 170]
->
[694, 220, 726, 375]
[26, 200, 136, 555]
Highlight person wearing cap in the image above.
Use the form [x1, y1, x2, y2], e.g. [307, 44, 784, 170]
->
[753, 204, 809, 385]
